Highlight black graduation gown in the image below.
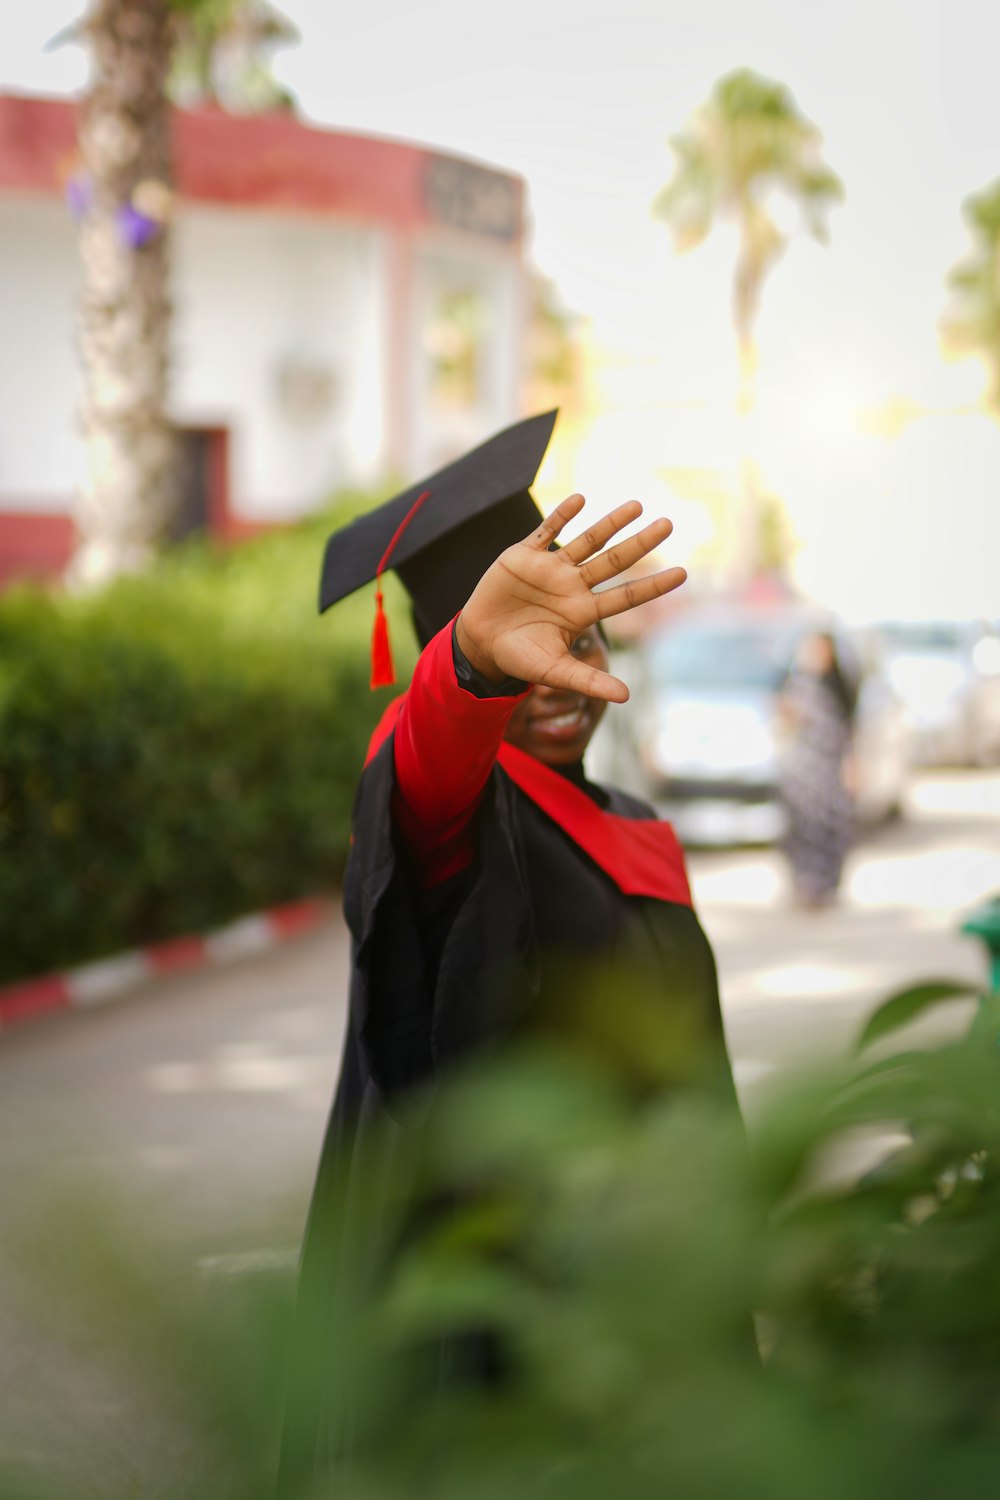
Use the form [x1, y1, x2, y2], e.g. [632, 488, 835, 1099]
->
[278, 730, 737, 1489]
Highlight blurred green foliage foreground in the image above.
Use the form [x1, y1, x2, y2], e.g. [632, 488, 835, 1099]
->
[0, 493, 415, 984]
[3, 974, 1000, 1499]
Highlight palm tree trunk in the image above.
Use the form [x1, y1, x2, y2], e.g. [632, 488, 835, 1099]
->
[71, 0, 176, 588]
[731, 263, 761, 585]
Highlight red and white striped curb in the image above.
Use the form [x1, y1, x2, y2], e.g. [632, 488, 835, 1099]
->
[0, 897, 334, 1034]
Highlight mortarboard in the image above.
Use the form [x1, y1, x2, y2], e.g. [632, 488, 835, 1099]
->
[318, 410, 558, 685]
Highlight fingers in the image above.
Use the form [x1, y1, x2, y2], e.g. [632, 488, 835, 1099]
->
[577, 516, 673, 589]
[560, 500, 643, 564]
[539, 655, 630, 704]
[595, 565, 688, 621]
[523, 491, 686, 643]
[528, 493, 585, 549]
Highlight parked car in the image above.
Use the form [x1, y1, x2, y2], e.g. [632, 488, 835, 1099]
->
[877, 621, 1000, 766]
[590, 606, 911, 846]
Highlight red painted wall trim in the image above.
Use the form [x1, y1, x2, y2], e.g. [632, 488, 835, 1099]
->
[0, 504, 285, 585]
[0, 511, 75, 584]
[174, 106, 428, 227]
[0, 93, 524, 244]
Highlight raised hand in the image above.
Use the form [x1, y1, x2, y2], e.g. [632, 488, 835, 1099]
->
[455, 494, 686, 702]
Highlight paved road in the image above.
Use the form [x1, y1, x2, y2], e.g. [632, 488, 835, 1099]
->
[697, 769, 999, 1088]
[2, 770, 998, 1257]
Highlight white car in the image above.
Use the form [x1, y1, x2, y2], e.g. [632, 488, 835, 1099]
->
[590, 607, 911, 847]
[879, 621, 1000, 767]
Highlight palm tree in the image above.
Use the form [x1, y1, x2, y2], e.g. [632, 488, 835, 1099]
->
[70, 0, 176, 588]
[941, 180, 1000, 416]
[68, 0, 296, 588]
[170, 0, 297, 112]
[654, 69, 842, 578]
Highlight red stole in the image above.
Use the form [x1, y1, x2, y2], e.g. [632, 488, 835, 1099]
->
[364, 695, 693, 907]
[497, 742, 692, 907]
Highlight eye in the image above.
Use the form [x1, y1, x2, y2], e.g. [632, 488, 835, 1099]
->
[572, 630, 597, 657]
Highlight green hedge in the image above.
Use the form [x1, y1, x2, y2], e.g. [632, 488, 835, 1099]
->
[0, 495, 417, 985]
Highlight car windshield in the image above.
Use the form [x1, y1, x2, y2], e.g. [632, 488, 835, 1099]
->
[647, 624, 795, 690]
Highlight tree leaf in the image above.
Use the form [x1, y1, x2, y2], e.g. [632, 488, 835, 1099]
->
[856, 979, 983, 1053]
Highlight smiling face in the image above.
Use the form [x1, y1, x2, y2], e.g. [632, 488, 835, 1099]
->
[503, 626, 609, 767]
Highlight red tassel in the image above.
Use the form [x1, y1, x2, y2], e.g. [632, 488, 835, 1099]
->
[368, 487, 432, 691]
[370, 588, 395, 688]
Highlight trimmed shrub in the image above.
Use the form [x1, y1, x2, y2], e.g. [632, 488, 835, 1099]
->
[0, 495, 417, 984]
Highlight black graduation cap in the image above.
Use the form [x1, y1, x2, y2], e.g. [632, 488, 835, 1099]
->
[318, 410, 558, 684]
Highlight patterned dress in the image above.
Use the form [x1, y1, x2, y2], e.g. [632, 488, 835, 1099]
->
[779, 669, 855, 904]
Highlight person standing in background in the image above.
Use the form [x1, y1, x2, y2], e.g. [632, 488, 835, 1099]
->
[779, 630, 859, 909]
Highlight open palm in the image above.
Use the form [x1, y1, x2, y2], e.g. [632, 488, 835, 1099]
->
[456, 495, 686, 702]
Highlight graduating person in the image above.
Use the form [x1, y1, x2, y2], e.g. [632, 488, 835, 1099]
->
[278, 412, 740, 1490]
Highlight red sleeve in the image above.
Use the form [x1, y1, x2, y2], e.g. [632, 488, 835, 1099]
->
[391, 619, 529, 888]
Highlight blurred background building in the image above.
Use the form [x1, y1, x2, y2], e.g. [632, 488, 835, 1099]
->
[0, 91, 527, 583]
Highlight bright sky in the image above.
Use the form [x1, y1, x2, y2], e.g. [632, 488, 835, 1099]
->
[5, 0, 1000, 619]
